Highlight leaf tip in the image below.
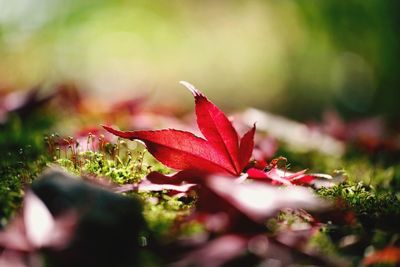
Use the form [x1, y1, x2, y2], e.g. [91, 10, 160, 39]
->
[101, 124, 122, 137]
[101, 124, 114, 132]
[179, 81, 203, 98]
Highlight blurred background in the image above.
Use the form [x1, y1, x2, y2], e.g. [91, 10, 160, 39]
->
[0, 0, 399, 121]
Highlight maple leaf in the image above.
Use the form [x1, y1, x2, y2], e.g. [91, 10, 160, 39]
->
[103, 82, 255, 176]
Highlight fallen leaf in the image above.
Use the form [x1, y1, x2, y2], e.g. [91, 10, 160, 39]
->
[23, 191, 56, 248]
[247, 167, 331, 186]
[239, 108, 345, 156]
[206, 175, 331, 223]
[103, 82, 255, 176]
[114, 179, 197, 194]
[0, 87, 54, 123]
[158, 175, 337, 267]
[171, 234, 249, 267]
[363, 246, 400, 265]
[138, 172, 330, 226]
[0, 169, 146, 267]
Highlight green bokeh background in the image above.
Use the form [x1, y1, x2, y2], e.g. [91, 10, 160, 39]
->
[1, 0, 399, 120]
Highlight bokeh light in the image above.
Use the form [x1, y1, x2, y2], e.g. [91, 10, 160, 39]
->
[1, 0, 399, 119]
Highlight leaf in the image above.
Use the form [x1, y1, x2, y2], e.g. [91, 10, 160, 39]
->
[247, 167, 292, 185]
[183, 81, 241, 174]
[103, 127, 233, 174]
[247, 167, 331, 186]
[0, 169, 146, 267]
[23, 191, 55, 248]
[0, 87, 54, 124]
[238, 125, 256, 170]
[146, 170, 204, 185]
[171, 234, 249, 267]
[363, 246, 400, 265]
[135, 171, 336, 267]
[206, 175, 331, 223]
[103, 82, 255, 176]
[113, 170, 204, 195]
[138, 172, 330, 225]
[114, 178, 197, 194]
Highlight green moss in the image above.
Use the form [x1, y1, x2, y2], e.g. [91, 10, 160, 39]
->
[309, 229, 339, 256]
[0, 112, 54, 226]
[4, 103, 400, 266]
[54, 142, 170, 184]
[56, 151, 144, 183]
[317, 182, 400, 217]
[317, 182, 400, 235]
[140, 192, 194, 239]
[51, 138, 196, 238]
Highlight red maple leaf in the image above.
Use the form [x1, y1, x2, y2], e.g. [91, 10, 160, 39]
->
[103, 81, 255, 176]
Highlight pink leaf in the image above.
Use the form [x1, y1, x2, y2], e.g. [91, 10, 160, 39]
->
[138, 180, 196, 193]
[23, 191, 55, 248]
[247, 167, 330, 186]
[206, 175, 330, 223]
[172, 234, 248, 267]
[247, 168, 292, 185]
[114, 171, 199, 194]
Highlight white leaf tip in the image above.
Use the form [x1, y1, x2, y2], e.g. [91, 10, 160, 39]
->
[179, 81, 202, 97]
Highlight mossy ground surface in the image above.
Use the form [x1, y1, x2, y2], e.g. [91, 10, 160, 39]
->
[0, 112, 53, 226]
[1, 110, 400, 266]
